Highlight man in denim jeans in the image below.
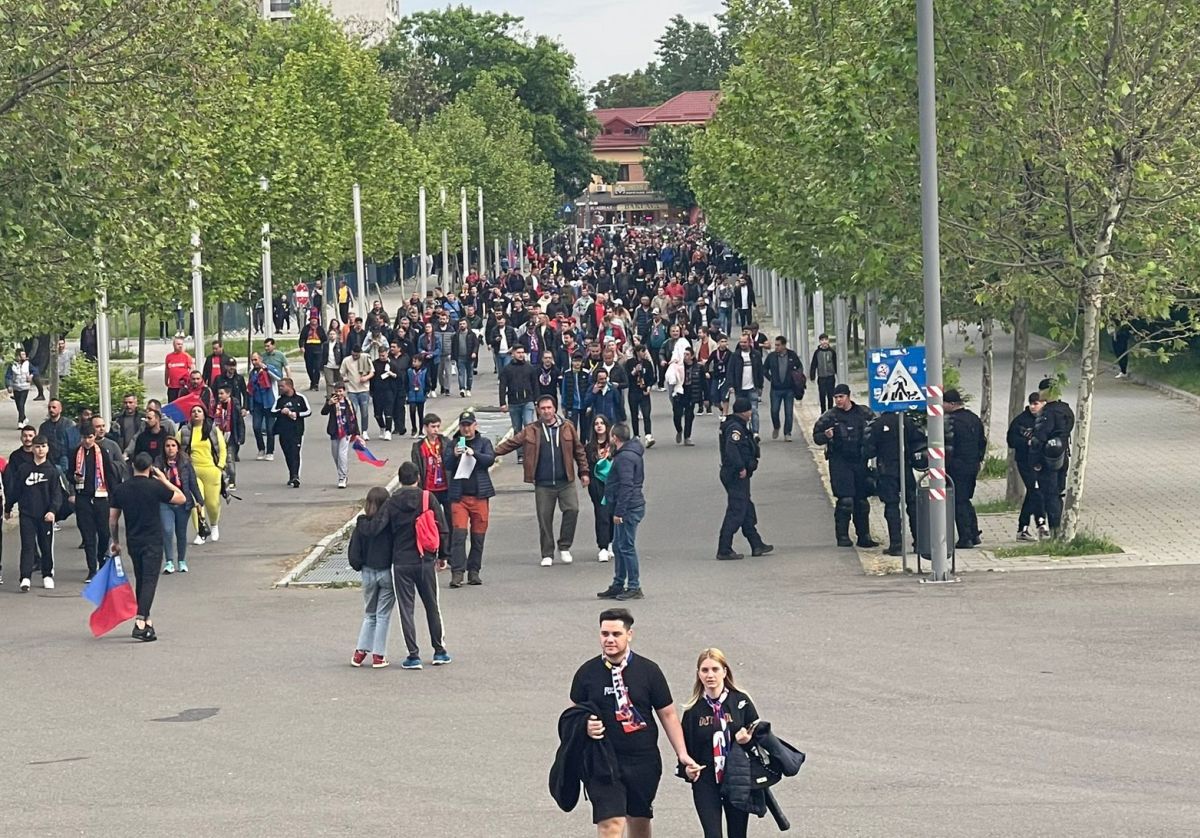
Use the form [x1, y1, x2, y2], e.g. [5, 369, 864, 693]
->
[597, 423, 647, 601]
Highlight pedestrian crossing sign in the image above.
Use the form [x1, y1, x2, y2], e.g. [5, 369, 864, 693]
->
[868, 346, 927, 412]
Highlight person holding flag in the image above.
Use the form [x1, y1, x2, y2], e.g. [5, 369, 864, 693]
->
[108, 452, 186, 641]
[321, 383, 361, 489]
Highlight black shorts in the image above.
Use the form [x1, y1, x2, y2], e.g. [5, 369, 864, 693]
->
[585, 751, 662, 823]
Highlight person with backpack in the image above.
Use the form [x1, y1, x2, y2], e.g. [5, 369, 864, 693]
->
[178, 405, 226, 545]
[349, 486, 395, 669]
[355, 461, 452, 670]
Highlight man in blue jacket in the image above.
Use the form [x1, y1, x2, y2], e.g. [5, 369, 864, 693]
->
[597, 423, 646, 601]
[585, 368, 626, 426]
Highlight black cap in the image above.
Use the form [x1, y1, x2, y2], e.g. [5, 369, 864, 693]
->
[832, 383, 852, 396]
[1038, 377, 1055, 391]
[732, 396, 753, 414]
[943, 388, 963, 404]
[457, 410, 477, 425]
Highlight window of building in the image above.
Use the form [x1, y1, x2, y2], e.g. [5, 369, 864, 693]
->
[617, 164, 630, 182]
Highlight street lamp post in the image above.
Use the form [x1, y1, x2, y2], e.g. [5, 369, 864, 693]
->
[440, 186, 449, 291]
[477, 187, 486, 279]
[460, 187, 469, 283]
[418, 185, 428, 298]
[189, 199, 204, 361]
[261, 177, 273, 340]
[96, 288, 112, 424]
[352, 182, 366, 319]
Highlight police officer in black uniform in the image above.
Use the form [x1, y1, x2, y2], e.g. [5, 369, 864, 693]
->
[943, 389, 987, 549]
[716, 397, 773, 560]
[813, 383, 878, 548]
[865, 409, 925, 556]
[1032, 377, 1075, 537]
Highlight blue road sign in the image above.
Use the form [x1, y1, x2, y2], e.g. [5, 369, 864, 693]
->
[868, 346, 927, 412]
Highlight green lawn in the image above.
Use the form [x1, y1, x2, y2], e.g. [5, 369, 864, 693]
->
[993, 531, 1123, 558]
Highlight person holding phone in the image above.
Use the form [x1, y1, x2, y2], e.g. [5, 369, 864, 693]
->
[443, 411, 496, 588]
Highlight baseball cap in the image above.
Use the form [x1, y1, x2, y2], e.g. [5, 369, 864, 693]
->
[732, 396, 753, 414]
[832, 383, 852, 396]
[457, 410, 477, 425]
[943, 389, 963, 404]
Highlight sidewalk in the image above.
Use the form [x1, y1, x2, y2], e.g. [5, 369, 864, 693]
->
[784, 320, 1200, 574]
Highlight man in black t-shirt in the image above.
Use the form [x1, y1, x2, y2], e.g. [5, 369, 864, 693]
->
[109, 453, 185, 642]
[568, 608, 699, 837]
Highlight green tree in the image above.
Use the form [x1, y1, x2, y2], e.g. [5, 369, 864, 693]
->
[644, 124, 699, 210]
[590, 67, 666, 109]
[655, 15, 728, 97]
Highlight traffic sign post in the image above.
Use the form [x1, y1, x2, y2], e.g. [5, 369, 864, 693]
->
[868, 346, 927, 413]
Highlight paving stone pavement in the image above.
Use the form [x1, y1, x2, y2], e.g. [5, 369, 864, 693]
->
[778, 318, 1200, 574]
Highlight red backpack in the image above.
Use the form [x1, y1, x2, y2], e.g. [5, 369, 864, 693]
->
[415, 491, 440, 556]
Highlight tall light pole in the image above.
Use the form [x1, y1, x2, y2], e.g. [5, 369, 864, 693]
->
[493, 238, 500, 278]
[96, 287, 112, 424]
[477, 187, 486, 279]
[460, 186, 469, 282]
[917, 0, 951, 580]
[418, 185, 428, 298]
[189, 198, 204, 361]
[439, 186, 449, 291]
[260, 177, 273, 340]
[352, 183, 367, 319]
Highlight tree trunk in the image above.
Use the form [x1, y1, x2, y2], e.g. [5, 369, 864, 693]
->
[216, 301, 224, 343]
[1005, 299, 1030, 505]
[48, 334, 61, 400]
[980, 318, 994, 447]
[137, 308, 147, 382]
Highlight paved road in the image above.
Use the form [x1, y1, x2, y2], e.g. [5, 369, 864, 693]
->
[3, 349, 1200, 837]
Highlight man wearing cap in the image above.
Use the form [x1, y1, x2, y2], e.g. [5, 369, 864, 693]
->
[443, 410, 496, 588]
[813, 384, 879, 548]
[68, 424, 123, 581]
[943, 389, 987, 548]
[1032, 377, 1075, 537]
[716, 396, 773, 560]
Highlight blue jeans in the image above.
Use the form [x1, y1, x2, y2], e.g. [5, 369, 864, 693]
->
[251, 406, 276, 454]
[356, 566, 395, 656]
[508, 402, 534, 436]
[160, 503, 191, 564]
[457, 361, 474, 391]
[496, 352, 511, 374]
[348, 391, 370, 433]
[769, 386, 795, 435]
[611, 504, 645, 590]
[736, 388, 761, 434]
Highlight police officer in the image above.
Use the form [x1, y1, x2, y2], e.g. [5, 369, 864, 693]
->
[1033, 377, 1075, 537]
[1006, 392, 1045, 540]
[865, 409, 925, 556]
[716, 397, 773, 560]
[943, 389, 987, 549]
[813, 383, 878, 548]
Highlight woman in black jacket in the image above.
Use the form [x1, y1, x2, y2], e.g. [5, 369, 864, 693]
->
[348, 486, 394, 668]
[681, 647, 759, 838]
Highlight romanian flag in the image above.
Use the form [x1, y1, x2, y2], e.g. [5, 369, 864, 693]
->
[161, 391, 205, 426]
[352, 438, 388, 467]
[81, 556, 138, 637]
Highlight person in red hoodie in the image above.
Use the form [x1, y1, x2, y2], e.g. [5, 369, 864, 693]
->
[164, 338, 194, 402]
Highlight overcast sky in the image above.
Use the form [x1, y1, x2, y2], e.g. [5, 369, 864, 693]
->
[404, 0, 723, 91]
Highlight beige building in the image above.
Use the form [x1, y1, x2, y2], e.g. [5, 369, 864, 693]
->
[261, 0, 401, 25]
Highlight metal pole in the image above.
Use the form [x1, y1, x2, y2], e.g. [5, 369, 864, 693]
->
[798, 280, 811, 365]
[813, 288, 826, 337]
[261, 177, 273, 341]
[917, 0, 951, 580]
[834, 295, 850, 383]
[899, 419, 909, 573]
[353, 182, 366, 319]
[493, 238, 500, 278]
[96, 288, 112, 424]
[440, 187, 449, 291]
[460, 187, 469, 283]
[477, 187, 486, 279]
[189, 199, 204, 361]
[418, 185, 428, 298]
[518, 235, 525, 273]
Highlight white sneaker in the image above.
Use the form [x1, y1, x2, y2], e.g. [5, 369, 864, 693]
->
[20, 578, 31, 592]
[337, 479, 347, 489]
[429, 391, 438, 399]
[256, 451, 266, 460]
[1038, 525, 1051, 539]
[265, 453, 275, 461]
[193, 535, 207, 545]
[598, 548, 610, 563]
[560, 550, 574, 564]
[644, 434, 655, 448]
[362, 431, 370, 441]
[465, 390, 472, 397]
[43, 576, 54, 590]
[1114, 371, 1127, 379]
[382, 429, 391, 441]
[540, 556, 553, 567]
[210, 525, 220, 543]
[53, 522, 61, 532]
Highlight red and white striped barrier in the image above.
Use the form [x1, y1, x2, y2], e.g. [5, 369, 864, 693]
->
[928, 446, 945, 462]
[928, 404, 944, 417]
[928, 467, 945, 481]
[929, 488, 946, 501]
[925, 384, 943, 399]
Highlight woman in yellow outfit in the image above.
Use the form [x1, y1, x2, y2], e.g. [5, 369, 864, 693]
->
[179, 404, 227, 545]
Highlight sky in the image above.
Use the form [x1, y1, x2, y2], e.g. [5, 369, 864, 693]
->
[403, 0, 723, 90]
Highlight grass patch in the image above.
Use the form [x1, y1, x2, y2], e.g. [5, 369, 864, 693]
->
[975, 497, 1018, 514]
[109, 350, 137, 361]
[993, 531, 1123, 558]
[979, 455, 1008, 479]
[1129, 352, 1200, 396]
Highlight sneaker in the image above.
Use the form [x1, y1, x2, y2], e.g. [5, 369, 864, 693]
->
[644, 435, 655, 448]
[371, 654, 390, 669]
[43, 576, 54, 590]
[382, 429, 392, 441]
[1038, 525, 1051, 539]
[1017, 529, 1038, 542]
[193, 535, 207, 545]
[449, 571, 464, 588]
[337, 479, 347, 489]
[596, 585, 623, 599]
[178, 560, 188, 573]
[432, 651, 452, 666]
[256, 451, 266, 460]
[783, 435, 792, 442]
[351, 649, 368, 667]
[467, 571, 482, 585]
[615, 587, 644, 600]
[715, 551, 744, 561]
[1114, 371, 1127, 379]
[401, 656, 423, 670]
[265, 453, 275, 461]
[559, 550, 573, 564]
[465, 390, 472, 397]
[53, 522, 61, 532]
[210, 525, 220, 543]
[683, 438, 694, 446]
[20, 578, 31, 592]
[676, 431, 683, 444]
[361, 431, 370, 441]
[460, 390, 466, 397]
[751, 543, 774, 557]
[164, 561, 175, 574]
[597, 547, 610, 563]
[429, 391, 438, 399]
[772, 428, 779, 439]
[540, 556, 553, 567]
[83, 571, 94, 583]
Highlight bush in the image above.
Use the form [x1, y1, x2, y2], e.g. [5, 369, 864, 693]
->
[980, 455, 1007, 479]
[58, 358, 146, 418]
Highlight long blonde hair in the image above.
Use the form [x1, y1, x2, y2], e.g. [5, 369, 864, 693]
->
[683, 647, 746, 708]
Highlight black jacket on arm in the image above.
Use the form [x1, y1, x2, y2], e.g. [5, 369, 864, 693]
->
[548, 702, 619, 813]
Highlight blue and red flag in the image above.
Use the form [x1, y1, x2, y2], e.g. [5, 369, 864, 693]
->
[352, 438, 388, 467]
[81, 555, 138, 637]
[161, 392, 205, 426]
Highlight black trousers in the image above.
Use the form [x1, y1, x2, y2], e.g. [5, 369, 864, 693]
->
[303, 349, 322, 389]
[672, 394, 695, 439]
[13, 389, 29, 423]
[691, 772, 749, 838]
[19, 516, 54, 579]
[1039, 465, 1066, 529]
[75, 495, 111, 573]
[393, 562, 446, 658]
[949, 466, 979, 543]
[878, 472, 916, 547]
[817, 375, 836, 412]
[389, 389, 407, 435]
[373, 383, 397, 431]
[278, 432, 302, 482]
[587, 478, 613, 549]
[128, 540, 162, 618]
[628, 391, 652, 437]
[718, 470, 762, 553]
[1016, 461, 1045, 529]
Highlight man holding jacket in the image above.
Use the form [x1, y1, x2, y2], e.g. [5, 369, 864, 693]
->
[443, 411, 496, 588]
[764, 335, 803, 441]
[597, 424, 646, 601]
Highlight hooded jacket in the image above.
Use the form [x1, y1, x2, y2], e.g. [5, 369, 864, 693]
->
[603, 438, 645, 518]
[355, 486, 450, 566]
[548, 702, 619, 813]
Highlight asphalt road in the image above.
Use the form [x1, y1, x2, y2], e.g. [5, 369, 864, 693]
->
[2, 383, 1198, 837]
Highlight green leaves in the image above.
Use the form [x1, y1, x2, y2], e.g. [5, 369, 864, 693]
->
[644, 124, 700, 211]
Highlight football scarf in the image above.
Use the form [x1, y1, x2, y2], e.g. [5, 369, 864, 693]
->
[607, 652, 648, 734]
[705, 690, 730, 783]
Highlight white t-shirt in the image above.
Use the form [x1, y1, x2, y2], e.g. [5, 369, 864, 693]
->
[740, 350, 754, 391]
